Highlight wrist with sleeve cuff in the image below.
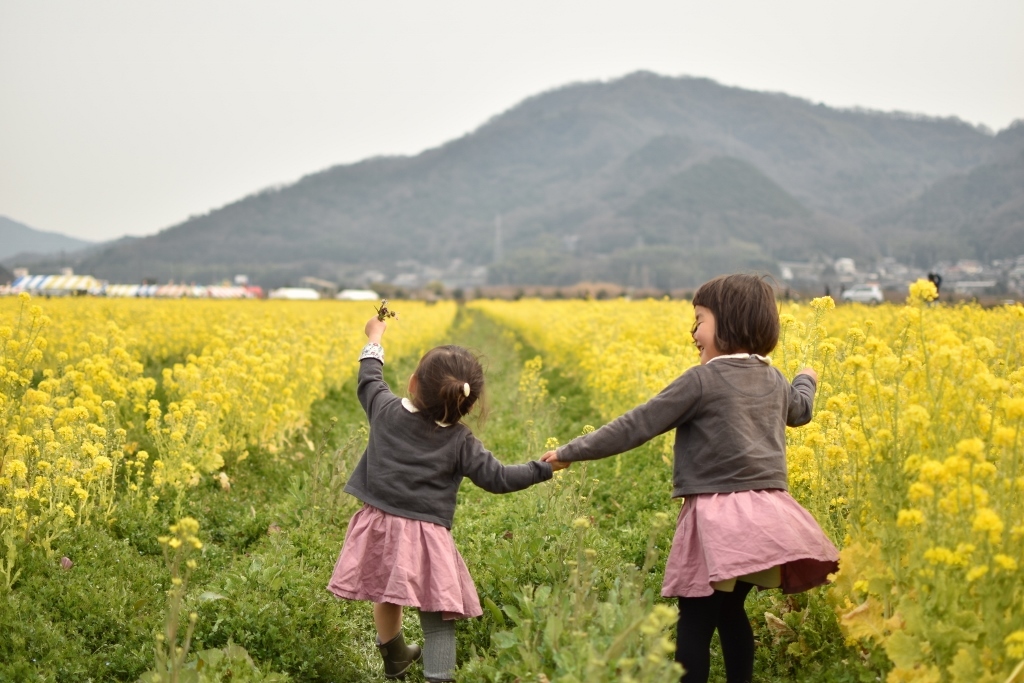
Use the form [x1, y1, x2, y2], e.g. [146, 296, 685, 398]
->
[360, 342, 385, 363]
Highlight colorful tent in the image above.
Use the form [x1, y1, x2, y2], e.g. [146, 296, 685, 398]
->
[10, 274, 101, 294]
[154, 284, 194, 298]
[103, 284, 142, 297]
[206, 286, 254, 299]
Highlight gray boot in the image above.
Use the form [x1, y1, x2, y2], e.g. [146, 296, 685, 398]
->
[376, 630, 422, 679]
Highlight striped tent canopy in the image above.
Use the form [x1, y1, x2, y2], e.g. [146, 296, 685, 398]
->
[11, 274, 50, 291]
[11, 274, 100, 293]
[206, 286, 254, 299]
[44, 274, 101, 292]
[154, 284, 194, 298]
[104, 284, 142, 297]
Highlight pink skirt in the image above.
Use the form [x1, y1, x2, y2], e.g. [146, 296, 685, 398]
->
[328, 504, 483, 620]
[662, 490, 840, 598]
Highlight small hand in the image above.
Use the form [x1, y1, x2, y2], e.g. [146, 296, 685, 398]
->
[797, 366, 818, 383]
[365, 316, 386, 343]
[542, 450, 570, 471]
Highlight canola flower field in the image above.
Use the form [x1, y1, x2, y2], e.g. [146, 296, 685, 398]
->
[473, 288, 1024, 683]
[0, 295, 455, 587]
[1, 290, 1022, 682]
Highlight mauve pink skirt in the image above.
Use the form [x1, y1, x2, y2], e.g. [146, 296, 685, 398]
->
[328, 504, 483, 620]
[661, 489, 840, 598]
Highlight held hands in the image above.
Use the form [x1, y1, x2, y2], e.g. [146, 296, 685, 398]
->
[365, 316, 386, 344]
[541, 450, 571, 472]
[797, 366, 818, 383]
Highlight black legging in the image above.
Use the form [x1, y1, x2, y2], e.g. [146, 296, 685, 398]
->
[675, 581, 754, 683]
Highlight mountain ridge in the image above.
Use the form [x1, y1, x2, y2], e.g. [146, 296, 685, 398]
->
[0, 215, 96, 263]
[9, 72, 1019, 288]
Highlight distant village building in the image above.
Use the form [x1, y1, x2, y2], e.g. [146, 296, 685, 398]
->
[952, 260, 984, 275]
[953, 280, 998, 296]
[299, 276, 338, 298]
[778, 261, 826, 283]
[392, 273, 421, 288]
[268, 287, 320, 300]
[359, 270, 387, 285]
[834, 258, 856, 275]
[336, 289, 380, 301]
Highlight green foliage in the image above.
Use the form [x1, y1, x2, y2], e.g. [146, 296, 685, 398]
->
[867, 140, 1024, 266]
[0, 309, 893, 681]
[0, 525, 166, 680]
[137, 518, 292, 683]
[140, 643, 290, 683]
[462, 512, 682, 683]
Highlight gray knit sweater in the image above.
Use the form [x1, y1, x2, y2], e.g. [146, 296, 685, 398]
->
[343, 357, 553, 528]
[557, 356, 816, 497]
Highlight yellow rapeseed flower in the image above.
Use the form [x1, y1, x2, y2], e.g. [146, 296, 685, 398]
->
[1006, 630, 1024, 659]
[907, 278, 938, 304]
[965, 565, 989, 582]
[972, 508, 1004, 544]
[993, 554, 1017, 571]
[810, 296, 836, 312]
[896, 509, 925, 528]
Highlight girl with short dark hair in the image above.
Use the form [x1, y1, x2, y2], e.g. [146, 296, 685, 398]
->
[544, 273, 839, 683]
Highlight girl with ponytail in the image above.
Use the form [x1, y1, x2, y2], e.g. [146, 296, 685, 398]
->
[328, 316, 568, 682]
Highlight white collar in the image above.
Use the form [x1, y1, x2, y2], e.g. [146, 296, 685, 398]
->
[706, 353, 771, 365]
[401, 397, 451, 427]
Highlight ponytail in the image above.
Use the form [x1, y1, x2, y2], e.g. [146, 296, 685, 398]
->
[410, 345, 485, 425]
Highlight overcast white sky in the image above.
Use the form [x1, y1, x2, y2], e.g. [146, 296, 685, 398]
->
[2, 0, 1022, 243]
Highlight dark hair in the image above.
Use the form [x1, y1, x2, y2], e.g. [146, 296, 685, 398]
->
[692, 274, 779, 355]
[411, 345, 485, 425]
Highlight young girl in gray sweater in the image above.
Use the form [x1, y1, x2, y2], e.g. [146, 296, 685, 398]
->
[329, 316, 567, 682]
[543, 274, 839, 683]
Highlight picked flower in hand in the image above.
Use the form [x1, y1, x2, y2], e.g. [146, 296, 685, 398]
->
[375, 299, 399, 322]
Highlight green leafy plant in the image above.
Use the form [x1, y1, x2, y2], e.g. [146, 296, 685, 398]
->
[463, 513, 681, 682]
[139, 517, 290, 683]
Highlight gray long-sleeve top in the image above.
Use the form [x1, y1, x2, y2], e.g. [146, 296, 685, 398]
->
[343, 357, 553, 528]
[557, 356, 816, 497]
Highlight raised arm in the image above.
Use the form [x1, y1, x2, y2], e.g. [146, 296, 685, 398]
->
[356, 316, 392, 419]
[787, 367, 818, 427]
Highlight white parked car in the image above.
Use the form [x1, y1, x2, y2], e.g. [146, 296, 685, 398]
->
[841, 284, 884, 304]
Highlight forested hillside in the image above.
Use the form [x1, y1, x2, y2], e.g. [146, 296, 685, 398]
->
[16, 72, 1018, 287]
[865, 122, 1024, 266]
